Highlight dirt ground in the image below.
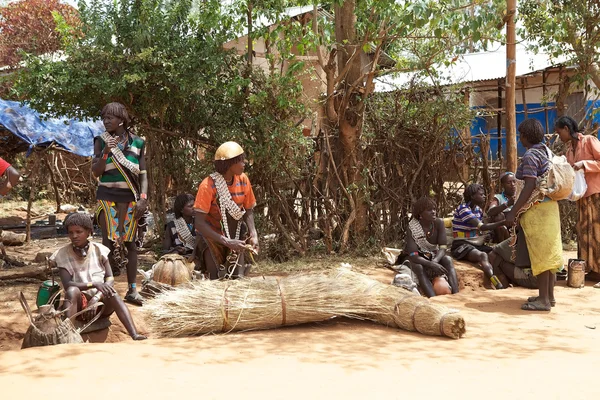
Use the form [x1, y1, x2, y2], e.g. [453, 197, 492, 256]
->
[0, 239, 598, 399]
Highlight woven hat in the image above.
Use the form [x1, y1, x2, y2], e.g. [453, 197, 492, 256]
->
[214, 141, 244, 161]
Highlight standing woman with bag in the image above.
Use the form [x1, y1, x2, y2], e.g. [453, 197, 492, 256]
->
[505, 119, 563, 311]
[92, 102, 148, 306]
[555, 116, 600, 285]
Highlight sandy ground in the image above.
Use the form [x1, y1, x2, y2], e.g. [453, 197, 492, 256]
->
[1, 245, 598, 399]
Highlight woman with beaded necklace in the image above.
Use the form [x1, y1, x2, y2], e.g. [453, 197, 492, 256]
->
[193, 141, 259, 279]
[402, 196, 459, 297]
[163, 193, 196, 256]
[91, 102, 148, 306]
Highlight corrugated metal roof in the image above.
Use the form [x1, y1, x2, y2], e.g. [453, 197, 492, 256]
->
[375, 43, 569, 92]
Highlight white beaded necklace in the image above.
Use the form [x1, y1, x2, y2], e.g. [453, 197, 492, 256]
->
[210, 172, 245, 239]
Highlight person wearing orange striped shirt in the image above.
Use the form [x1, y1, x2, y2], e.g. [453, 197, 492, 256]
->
[193, 142, 258, 280]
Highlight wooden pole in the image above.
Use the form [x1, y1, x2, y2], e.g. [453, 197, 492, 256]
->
[247, 1, 253, 68]
[497, 80, 503, 162]
[25, 156, 39, 243]
[462, 89, 471, 181]
[44, 155, 61, 214]
[543, 70, 549, 135]
[521, 77, 528, 118]
[505, 0, 517, 172]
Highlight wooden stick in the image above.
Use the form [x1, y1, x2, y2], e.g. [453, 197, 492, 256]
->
[0, 265, 47, 281]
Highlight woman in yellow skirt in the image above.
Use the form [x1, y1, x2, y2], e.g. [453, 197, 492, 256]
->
[505, 119, 563, 311]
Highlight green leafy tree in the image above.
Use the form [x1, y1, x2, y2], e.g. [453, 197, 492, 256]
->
[12, 0, 311, 239]
[246, 0, 505, 250]
[0, 0, 80, 68]
[520, 0, 600, 94]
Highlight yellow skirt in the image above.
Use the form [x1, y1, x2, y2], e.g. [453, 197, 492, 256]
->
[520, 200, 563, 276]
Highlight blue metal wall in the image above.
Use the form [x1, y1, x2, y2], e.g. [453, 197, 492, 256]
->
[470, 101, 600, 159]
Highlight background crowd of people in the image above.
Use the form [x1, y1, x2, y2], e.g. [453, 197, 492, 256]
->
[400, 117, 600, 313]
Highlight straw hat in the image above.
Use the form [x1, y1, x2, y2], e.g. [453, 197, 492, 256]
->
[214, 141, 244, 161]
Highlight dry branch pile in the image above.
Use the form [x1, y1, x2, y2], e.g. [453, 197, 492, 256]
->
[143, 268, 466, 339]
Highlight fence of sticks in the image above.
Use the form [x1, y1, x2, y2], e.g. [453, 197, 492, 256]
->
[143, 268, 466, 339]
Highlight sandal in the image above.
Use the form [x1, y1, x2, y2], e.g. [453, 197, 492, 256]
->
[124, 291, 144, 306]
[527, 296, 556, 307]
[521, 301, 551, 311]
[594, 282, 600, 289]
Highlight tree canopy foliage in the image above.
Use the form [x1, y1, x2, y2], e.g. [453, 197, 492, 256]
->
[11, 0, 311, 239]
[11, 0, 508, 256]
[0, 0, 80, 68]
[520, 0, 600, 90]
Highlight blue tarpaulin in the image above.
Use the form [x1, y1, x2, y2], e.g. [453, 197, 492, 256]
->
[0, 99, 104, 157]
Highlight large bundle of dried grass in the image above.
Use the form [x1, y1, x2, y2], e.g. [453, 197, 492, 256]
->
[330, 268, 466, 338]
[143, 268, 466, 339]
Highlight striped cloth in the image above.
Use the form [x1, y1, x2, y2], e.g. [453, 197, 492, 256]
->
[95, 133, 145, 203]
[516, 143, 550, 180]
[452, 203, 483, 239]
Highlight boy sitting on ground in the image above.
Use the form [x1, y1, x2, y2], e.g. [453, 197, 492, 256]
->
[49, 213, 146, 340]
[451, 183, 507, 289]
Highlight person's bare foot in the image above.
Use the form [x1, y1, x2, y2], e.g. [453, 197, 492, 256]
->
[132, 333, 147, 341]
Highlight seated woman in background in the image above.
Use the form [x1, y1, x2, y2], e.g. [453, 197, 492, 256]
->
[163, 193, 196, 256]
[486, 172, 517, 243]
[451, 183, 506, 289]
[50, 213, 146, 340]
[402, 196, 459, 297]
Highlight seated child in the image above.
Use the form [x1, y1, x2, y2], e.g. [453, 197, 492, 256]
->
[163, 193, 196, 256]
[486, 172, 517, 243]
[50, 213, 146, 340]
[402, 196, 459, 297]
[451, 183, 506, 289]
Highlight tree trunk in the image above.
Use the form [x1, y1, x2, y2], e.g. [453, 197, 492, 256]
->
[505, 0, 517, 173]
[556, 69, 572, 118]
[333, 0, 369, 243]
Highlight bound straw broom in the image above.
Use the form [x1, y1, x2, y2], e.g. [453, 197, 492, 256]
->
[143, 268, 466, 339]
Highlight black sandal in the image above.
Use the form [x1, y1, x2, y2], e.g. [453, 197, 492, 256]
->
[521, 301, 551, 311]
[528, 296, 556, 307]
[124, 291, 144, 306]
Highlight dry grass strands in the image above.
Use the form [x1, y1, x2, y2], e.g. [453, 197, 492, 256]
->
[143, 268, 466, 339]
[330, 269, 465, 338]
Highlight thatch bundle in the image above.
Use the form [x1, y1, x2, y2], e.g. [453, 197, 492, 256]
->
[143, 268, 466, 339]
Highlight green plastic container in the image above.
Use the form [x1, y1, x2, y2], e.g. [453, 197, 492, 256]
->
[36, 280, 61, 309]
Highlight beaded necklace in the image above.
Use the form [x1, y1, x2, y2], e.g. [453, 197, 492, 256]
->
[210, 172, 246, 240]
[72, 242, 90, 257]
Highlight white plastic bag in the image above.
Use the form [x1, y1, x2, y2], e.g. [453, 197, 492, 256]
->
[568, 169, 587, 201]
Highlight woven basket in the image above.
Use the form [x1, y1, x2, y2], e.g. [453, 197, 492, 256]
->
[20, 291, 103, 349]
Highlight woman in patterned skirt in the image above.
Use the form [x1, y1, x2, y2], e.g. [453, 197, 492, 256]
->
[91, 102, 148, 306]
[555, 116, 600, 286]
